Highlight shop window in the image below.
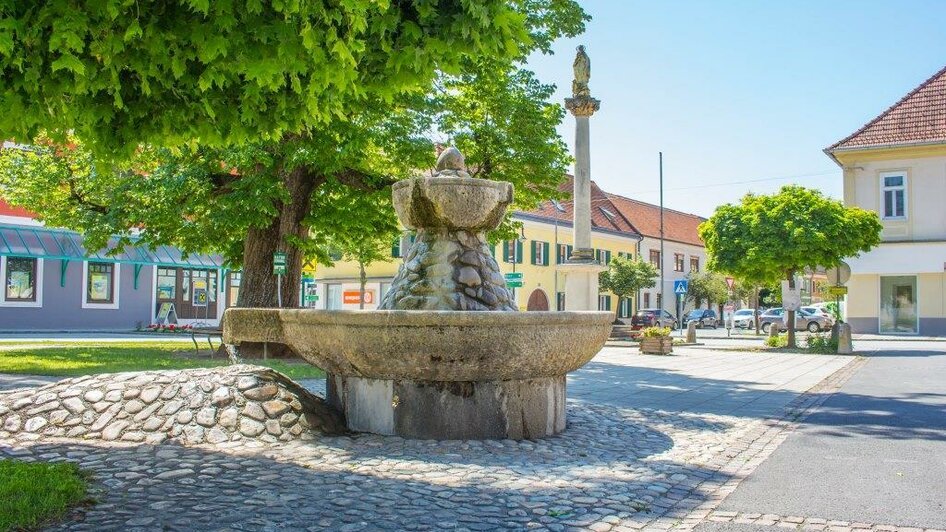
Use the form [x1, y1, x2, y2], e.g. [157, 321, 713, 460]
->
[229, 272, 241, 306]
[86, 262, 115, 305]
[157, 268, 177, 300]
[4, 257, 37, 302]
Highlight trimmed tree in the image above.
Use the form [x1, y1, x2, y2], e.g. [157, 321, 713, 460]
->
[699, 185, 881, 347]
[685, 271, 728, 311]
[599, 255, 658, 323]
[0, 1, 588, 307]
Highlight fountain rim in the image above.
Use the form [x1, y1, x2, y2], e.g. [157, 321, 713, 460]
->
[391, 175, 513, 191]
[224, 308, 612, 326]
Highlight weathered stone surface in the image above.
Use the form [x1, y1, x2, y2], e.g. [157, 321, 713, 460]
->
[0, 366, 344, 446]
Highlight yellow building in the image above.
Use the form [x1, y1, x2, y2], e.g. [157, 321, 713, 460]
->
[825, 65, 946, 335]
[312, 180, 707, 318]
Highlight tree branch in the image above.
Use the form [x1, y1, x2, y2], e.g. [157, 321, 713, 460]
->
[65, 176, 109, 214]
[333, 169, 396, 190]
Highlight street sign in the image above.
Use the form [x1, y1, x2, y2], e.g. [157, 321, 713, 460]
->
[781, 280, 802, 311]
[273, 252, 287, 275]
[506, 281, 523, 288]
[504, 272, 523, 281]
[673, 279, 688, 295]
[825, 262, 851, 286]
[827, 286, 848, 296]
[725, 277, 735, 290]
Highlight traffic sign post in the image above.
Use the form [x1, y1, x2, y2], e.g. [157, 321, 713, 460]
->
[273, 252, 287, 308]
[504, 272, 523, 288]
[673, 280, 688, 333]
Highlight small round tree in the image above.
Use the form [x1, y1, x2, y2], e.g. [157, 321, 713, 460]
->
[599, 255, 658, 324]
[699, 186, 881, 348]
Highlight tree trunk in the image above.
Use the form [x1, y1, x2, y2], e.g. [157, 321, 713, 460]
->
[237, 168, 318, 308]
[754, 286, 760, 335]
[786, 271, 797, 348]
[359, 261, 366, 310]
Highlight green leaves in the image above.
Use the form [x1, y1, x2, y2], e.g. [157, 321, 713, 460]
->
[599, 255, 658, 299]
[699, 185, 882, 284]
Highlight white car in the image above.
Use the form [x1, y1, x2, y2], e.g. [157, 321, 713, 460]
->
[732, 308, 759, 329]
[801, 306, 835, 326]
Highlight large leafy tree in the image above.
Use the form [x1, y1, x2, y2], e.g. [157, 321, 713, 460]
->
[699, 185, 881, 347]
[0, 1, 588, 307]
[685, 271, 728, 311]
[599, 256, 658, 323]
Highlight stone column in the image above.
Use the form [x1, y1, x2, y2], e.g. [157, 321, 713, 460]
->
[561, 95, 605, 311]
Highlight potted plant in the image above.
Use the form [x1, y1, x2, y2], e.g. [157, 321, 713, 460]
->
[639, 326, 673, 355]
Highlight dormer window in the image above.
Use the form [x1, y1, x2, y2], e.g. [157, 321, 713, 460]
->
[881, 173, 906, 220]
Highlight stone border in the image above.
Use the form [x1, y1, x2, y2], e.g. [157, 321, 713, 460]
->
[700, 510, 946, 532]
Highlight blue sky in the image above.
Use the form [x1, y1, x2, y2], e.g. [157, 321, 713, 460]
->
[525, 0, 946, 217]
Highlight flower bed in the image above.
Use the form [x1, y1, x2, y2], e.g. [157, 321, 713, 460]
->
[144, 324, 194, 333]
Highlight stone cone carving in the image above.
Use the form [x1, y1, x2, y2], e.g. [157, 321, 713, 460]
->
[379, 147, 516, 311]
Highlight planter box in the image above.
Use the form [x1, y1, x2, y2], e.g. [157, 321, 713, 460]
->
[639, 336, 673, 355]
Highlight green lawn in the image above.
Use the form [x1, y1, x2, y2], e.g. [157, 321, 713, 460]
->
[0, 459, 89, 531]
[0, 342, 324, 380]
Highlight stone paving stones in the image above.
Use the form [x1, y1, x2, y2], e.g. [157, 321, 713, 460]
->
[0, 365, 344, 445]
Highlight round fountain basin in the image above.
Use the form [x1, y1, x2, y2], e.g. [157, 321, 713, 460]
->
[222, 309, 612, 381]
[392, 176, 513, 231]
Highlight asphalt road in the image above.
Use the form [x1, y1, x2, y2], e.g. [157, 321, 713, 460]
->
[696, 340, 946, 530]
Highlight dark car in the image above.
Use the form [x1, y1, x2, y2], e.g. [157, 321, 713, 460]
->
[631, 308, 677, 330]
[682, 309, 718, 328]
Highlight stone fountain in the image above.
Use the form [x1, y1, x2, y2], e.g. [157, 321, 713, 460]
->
[223, 148, 612, 440]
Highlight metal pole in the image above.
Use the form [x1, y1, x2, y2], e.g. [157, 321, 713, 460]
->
[553, 219, 559, 310]
[277, 273, 283, 308]
[659, 152, 665, 314]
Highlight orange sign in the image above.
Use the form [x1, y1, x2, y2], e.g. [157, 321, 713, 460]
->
[343, 290, 374, 305]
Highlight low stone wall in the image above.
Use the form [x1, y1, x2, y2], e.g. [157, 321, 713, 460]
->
[0, 365, 344, 445]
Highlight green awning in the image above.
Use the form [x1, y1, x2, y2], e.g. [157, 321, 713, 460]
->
[0, 224, 223, 269]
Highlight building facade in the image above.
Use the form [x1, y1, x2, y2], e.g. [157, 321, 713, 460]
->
[0, 200, 237, 331]
[313, 180, 709, 320]
[826, 65, 946, 335]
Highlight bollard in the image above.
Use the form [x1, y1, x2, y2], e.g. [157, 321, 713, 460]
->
[768, 322, 780, 338]
[837, 323, 853, 354]
[686, 321, 697, 343]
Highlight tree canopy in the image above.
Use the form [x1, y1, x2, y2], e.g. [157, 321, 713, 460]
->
[0, 1, 584, 158]
[699, 185, 881, 345]
[0, 1, 589, 307]
[599, 255, 658, 320]
[685, 271, 728, 310]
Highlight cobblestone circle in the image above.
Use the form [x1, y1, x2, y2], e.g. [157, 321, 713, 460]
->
[0, 357, 879, 531]
[0, 365, 344, 446]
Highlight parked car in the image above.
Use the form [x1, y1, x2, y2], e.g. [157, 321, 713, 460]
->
[760, 307, 833, 333]
[682, 309, 718, 328]
[802, 306, 835, 323]
[631, 308, 677, 330]
[732, 308, 760, 329]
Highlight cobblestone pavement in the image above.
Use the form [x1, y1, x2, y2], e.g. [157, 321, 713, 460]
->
[0, 347, 856, 531]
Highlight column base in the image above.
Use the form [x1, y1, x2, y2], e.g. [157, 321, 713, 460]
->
[326, 374, 566, 440]
[560, 259, 607, 311]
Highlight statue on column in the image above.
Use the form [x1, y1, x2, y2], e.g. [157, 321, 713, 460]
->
[572, 45, 591, 97]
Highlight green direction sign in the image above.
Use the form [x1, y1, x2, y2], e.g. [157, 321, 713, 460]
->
[304, 294, 319, 303]
[273, 252, 288, 275]
[506, 281, 523, 288]
[504, 272, 523, 281]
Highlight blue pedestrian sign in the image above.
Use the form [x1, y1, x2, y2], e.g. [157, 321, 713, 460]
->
[673, 279, 689, 295]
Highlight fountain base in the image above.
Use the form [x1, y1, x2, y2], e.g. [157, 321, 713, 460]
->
[326, 374, 565, 440]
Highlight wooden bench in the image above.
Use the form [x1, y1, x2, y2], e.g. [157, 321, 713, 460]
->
[190, 327, 223, 357]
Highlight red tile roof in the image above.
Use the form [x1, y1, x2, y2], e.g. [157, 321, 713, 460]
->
[521, 177, 706, 247]
[0, 198, 34, 218]
[828, 65, 946, 152]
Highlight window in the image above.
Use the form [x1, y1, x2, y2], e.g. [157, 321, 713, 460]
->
[229, 272, 241, 306]
[674, 253, 684, 272]
[557, 244, 574, 264]
[531, 241, 550, 266]
[618, 251, 632, 260]
[186, 269, 217, 304]
[556, 292, 566, 311]
[4, 257, 37, 302]
[596, 249, 612, 265]
[656, 293, 662, 309]
[598, 294, 611, 311]
[327, 284, 343, 310]
[157, 268, 177, 300]
[881, 174, 906, 219]
[503, 240, 523, 264]
[391, 236, 401, 258]
[643, 292, 650, 308]
[649, 250, 661, 269]
[85, 262, 117, 307]
[690, 257, 699, 272]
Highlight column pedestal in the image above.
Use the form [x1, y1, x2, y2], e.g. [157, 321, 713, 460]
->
[561, 258, 607, 311]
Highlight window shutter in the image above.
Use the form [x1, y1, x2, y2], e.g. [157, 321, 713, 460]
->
[391, 237, 401, 258]
[543, 243, 550, 266]
[531, 241, 537, 265]
[503, 241, 513, 263]
[515, 241, 523, 263]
